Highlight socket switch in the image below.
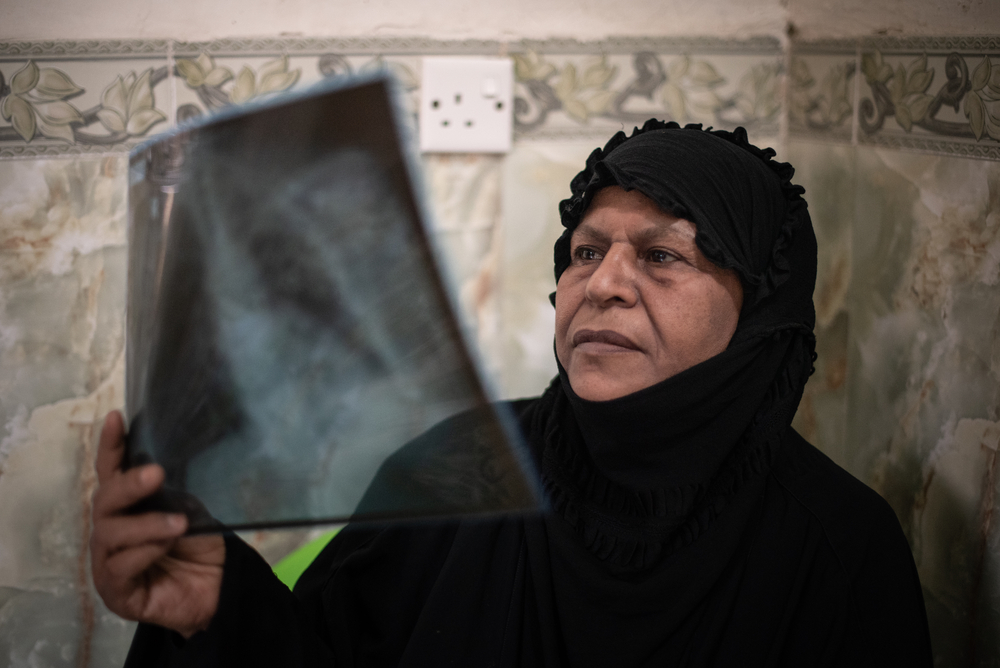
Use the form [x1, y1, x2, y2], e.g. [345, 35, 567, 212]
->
[419, 57, 513, 153]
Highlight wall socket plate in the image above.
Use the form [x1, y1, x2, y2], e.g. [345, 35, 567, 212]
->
[419, 57, 513, 153]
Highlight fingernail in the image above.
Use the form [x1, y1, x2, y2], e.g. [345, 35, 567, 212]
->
[168, 515, 186, 531]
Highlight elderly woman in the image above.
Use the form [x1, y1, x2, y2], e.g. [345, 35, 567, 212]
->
[92, 121, 933, 667]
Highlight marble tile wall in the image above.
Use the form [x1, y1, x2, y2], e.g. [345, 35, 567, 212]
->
[787, 142, 854, 465]
[848, 148, 1000, 666]
[0, 156, 134, 666]
[790, 35, 1000, 668]
[1, 32, 997, 666]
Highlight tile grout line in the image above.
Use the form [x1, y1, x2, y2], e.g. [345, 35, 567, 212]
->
[851, 42, 860, 148]
[168, 40, 177, 129]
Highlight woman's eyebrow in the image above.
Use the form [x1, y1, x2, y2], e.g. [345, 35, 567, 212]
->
[573, 220, 696, 246]
[632, 223, 696, 247]
[572, 225, 607, 245]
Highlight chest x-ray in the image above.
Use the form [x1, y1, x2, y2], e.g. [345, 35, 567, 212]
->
[125, 76, 540, 532]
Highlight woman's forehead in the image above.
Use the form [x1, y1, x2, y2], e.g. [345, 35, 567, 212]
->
[574, 187, 697, 243]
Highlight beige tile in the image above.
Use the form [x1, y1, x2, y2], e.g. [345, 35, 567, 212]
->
[847, 146, 1000, 664]
[787, 140, 855, 465]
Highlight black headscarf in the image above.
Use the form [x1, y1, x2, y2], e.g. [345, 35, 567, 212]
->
[555, 119, 816, 336]
[533, 120, 819, 569]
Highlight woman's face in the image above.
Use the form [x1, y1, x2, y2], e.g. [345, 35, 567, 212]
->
[555, 186, 744, 402]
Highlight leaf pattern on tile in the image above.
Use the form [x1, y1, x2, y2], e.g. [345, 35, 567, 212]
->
[549, 57, 618, 122]
[511, 52, 776, 132]
[860, 50, 1000, 143]
[963, 56, 1000, 141]
[96, 70, 168, 137]
[789, 57, 855, 131]
[177, 52, 301, 109]
[0, 61, 83, 142]
[176, 52, 234, 89]
[724, 62, 781, 127]
[0, 62, 168, 145]
[229, 56, 300, 104]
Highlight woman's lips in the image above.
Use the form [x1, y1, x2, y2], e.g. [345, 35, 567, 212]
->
[572, 329, 641, 353]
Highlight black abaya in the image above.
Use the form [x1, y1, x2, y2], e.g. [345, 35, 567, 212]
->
[124, 389, 931, 667]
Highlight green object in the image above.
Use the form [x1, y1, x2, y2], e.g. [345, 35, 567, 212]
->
[272, 528, 341, 590]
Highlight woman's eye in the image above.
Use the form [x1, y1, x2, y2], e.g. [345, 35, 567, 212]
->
[574, 247, 601, 262]
[647, 249, 676, 264]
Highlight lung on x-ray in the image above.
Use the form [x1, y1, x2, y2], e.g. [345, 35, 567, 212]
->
[125, 75, 541, 532]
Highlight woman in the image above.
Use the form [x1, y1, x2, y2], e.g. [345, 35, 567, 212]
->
[92, 120, 933, 666]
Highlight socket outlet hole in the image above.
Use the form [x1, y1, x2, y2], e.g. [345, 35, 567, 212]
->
[455, 93, 462, 104]
[431, 99, 440, 109]
[442, 119, 450, 127]
[495, 101, 503, 111]
[465, 120, 473, 127]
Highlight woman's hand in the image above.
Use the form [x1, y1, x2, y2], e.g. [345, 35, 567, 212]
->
[90, 411, 226, 638]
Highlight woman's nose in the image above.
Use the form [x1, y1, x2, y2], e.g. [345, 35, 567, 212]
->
[585, 244, 639, 307]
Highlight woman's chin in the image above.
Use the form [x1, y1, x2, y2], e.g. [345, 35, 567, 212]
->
[567, 369, 649, 402]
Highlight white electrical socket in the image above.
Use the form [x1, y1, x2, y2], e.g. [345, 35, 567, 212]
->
[419, 57, 513, 153]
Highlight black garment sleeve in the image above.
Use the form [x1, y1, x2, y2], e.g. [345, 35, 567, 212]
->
[123, 533, 337, 668]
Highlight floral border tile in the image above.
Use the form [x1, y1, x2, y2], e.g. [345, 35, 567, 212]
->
[168, 49, 422, 126]
[171, 52, 310, 123]
[511, 51, 782, 140]
[0, 44, 171, 158]
[857, 48, 1000, 159]
[788, 51, 856, 141]
[4, 35, 998, 160]
[791, 36, 1000, 161]
[0, 37, 783, 159]
[0, 37, 782, 158]
[509, 37, 783, 141]
[171, 38, 782, 140]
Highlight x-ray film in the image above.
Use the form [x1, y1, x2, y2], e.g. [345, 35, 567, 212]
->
[125, 75, 541, 532]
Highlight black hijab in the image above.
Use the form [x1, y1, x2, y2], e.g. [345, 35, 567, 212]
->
[533, 120, 818, 568]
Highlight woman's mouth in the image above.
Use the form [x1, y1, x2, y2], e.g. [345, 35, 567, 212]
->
[572, 329, 641, 353]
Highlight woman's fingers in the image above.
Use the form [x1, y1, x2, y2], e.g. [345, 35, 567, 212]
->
[93, 411, 165, 517]
[92, 512, 188, 621]
[101, 540, 174, 586]
[94, 512, 187, 556]
[93, 463, 165, 517]
[97, 540, 176, 622]
[90, 411, 226, 634]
